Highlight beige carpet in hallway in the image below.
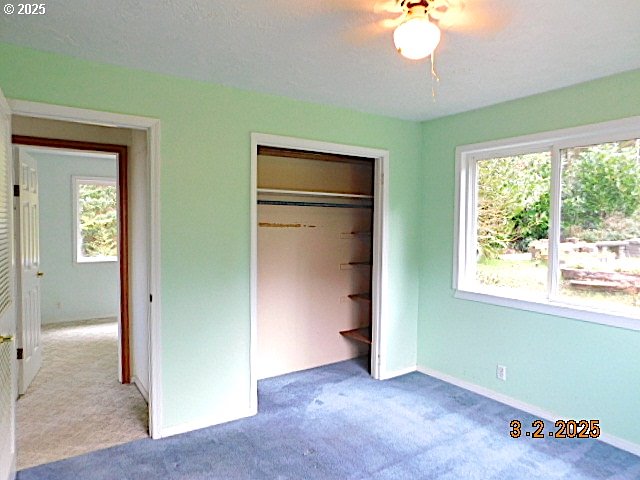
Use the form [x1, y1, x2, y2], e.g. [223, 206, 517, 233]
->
[16, 319, 148, 470]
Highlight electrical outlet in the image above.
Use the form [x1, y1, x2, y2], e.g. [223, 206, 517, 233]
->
[496, 364, 507, 381]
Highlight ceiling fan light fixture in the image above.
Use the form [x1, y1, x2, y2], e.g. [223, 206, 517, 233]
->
[393, 9, 441, 60]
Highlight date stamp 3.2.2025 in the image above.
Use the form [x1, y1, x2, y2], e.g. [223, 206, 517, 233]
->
[510, 419, 601, 439]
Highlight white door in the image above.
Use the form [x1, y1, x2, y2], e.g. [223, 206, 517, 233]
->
[15, 148, 42, 395]
[0, 88, 17, 480]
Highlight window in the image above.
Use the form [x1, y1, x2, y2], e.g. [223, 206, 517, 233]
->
[73, 177, 118, 263]
[455, 118, 640, 330]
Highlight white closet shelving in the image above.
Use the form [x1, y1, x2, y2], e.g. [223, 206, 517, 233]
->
[257, 188, 373, 199]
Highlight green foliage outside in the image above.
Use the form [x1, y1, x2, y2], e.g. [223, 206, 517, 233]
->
[477, 140, 640, 259]
[477, 153, 550, 258]
[79, 183, 118, 258]
[562, 141, 640, 241]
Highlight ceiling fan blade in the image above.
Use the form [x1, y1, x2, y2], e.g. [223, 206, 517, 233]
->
[381, 16, 405, 30]
[373, 0, 403, 14]
[342, 21, 390, 46]
[436, 0, 509, 37]
[428, 0, 455, 21]
[317, 0, 402, 15]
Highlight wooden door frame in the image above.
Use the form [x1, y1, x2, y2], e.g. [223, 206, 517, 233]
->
[12, 135, 131, 383]
[7, 99, 162, 440]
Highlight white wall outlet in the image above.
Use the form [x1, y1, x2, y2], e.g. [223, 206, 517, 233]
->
[496, 364, 507, 381]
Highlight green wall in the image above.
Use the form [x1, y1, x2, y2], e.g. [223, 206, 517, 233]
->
[419, 70, 640, 445]
[3, 41, 638, 448]
[34, 151, 119, 324]
[0, 43, 422, 429]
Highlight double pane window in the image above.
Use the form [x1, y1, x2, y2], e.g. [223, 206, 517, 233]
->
[456, 120, 640, 327]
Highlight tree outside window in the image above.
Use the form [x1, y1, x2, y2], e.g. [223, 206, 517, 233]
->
[74, 177, 118, 263]
[456, 121, 640, 326]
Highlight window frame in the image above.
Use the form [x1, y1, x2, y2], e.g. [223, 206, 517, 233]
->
[72, 175, 118, 264]
[454, 116, 640, 331]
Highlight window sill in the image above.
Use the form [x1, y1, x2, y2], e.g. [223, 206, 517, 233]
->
[76, 257, 118, 264]
[454, 288, 640, 331]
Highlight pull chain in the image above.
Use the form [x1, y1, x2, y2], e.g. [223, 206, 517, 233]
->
[430, 50, 440, 102]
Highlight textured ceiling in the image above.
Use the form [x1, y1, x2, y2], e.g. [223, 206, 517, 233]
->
[1, 0, 639, 121]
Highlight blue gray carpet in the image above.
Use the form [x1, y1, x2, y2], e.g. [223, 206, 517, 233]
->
[17, 358, 640, 479]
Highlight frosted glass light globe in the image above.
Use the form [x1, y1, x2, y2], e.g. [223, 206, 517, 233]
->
[393, 17, 441, 60]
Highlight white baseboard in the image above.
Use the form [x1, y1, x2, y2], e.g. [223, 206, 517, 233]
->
[3, 453, 15, 480]
[379, 365, 417, 380]
[417, 365, 640, 458]
[158, 407, 257, 439]
[132, 375, 149, 403]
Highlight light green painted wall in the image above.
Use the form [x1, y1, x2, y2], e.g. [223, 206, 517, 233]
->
[34, 151, 119, 324]
[0, 43, 422, 428]
[419, 70, 640, 445]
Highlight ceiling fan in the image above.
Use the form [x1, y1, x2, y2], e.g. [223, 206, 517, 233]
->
[378, 0, 458, 60]
[298, 0, 500, 62]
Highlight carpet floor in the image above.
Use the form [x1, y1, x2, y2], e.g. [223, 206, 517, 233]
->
[17, 357, 640, 479]
[16, 319, 148, 470]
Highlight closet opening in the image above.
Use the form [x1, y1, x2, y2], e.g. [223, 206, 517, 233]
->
[250, 134, 389, 408]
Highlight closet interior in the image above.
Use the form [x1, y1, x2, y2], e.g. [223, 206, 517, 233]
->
[256, 146, 376, 379]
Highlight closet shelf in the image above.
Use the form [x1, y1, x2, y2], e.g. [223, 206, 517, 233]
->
[339, 327, 371, 345]
[348, 293, 371, 302]
[257, 188, 373, 200]
[339, 231, 373, 239]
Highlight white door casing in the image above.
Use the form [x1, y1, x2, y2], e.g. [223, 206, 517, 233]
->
[15, 148, 42, 395]
[7, 99, 162, 439]
[0, 87, 17, 480]
[250, 133, 390, 414]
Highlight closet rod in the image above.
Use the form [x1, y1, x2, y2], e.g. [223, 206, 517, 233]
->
[258, 200, 372, 209]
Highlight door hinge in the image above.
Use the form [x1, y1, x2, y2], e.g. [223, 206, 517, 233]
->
[13, 185, 19, 197]
[17, 348, 23, 360]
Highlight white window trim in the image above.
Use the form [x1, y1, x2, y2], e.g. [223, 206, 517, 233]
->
[454, 116, 640, 331]
[72, 175, 118, 264]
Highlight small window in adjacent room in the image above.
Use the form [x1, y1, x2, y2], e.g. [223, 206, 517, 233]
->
[73, 177, 118, 263]
[455, 118, 640, 329]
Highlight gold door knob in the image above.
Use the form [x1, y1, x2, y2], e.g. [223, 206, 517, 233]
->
[37, 271, 44, 277]
[0, 335, 13, 344]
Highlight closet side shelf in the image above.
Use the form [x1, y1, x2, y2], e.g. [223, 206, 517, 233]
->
[339, 327, 372, 345]
[348, 293, 371, 301]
